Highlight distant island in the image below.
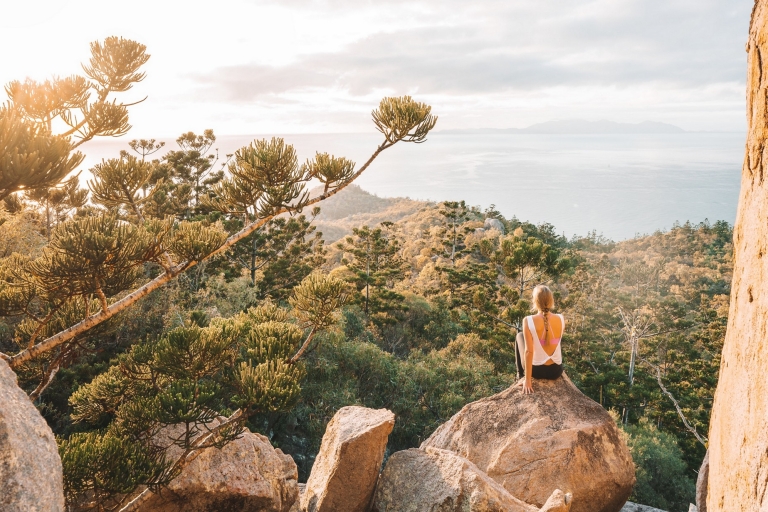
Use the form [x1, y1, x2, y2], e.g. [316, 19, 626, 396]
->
[443, 119, 685, 135]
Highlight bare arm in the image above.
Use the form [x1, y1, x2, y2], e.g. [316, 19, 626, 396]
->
[523, 319, 534, 394]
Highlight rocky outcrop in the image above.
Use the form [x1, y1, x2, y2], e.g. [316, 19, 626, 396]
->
[421, 374, 634, 512]
[484, 218, 505, 233]
[0, 358, 65, 512]
[695, 450, 708, 512]
[302, 406, 395, 512]
[373, 448, 571, 512]
[137, 421, 298, 512]
[706, 3, 768, 511]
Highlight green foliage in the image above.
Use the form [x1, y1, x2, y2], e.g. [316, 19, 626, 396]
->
[372, 96, 437, 144]
[166, 220, 227, 263]
[88, 155, 154, 217]
[27, 215, 160, 302]
[59, 430, 167, 511]
[306, 153, 356, 194]
[279, 333, 509, 479]
[338, 223, 408, 322]
[216, 213, 326, 299]
[434, 200, 473, 264]
[623, 418, 695, 511]
[59, 273, 346, 507]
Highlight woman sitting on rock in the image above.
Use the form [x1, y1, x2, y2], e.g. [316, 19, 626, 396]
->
[516, 285, 564, 394]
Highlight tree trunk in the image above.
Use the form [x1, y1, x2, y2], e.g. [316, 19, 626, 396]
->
[707, 4, 768, 510]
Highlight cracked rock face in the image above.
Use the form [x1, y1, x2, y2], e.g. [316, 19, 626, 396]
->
[0, 359, 65, 512]
[421, 374, 634, 512]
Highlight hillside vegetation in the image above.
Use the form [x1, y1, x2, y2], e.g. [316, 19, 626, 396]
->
[5, 181, 727, 511]
[311, 184, 427, 242]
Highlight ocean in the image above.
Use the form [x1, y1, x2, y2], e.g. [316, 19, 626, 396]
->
[80, 131, 745, 241]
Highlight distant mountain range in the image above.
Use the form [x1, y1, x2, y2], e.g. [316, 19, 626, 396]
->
[443, 119, 685, 135]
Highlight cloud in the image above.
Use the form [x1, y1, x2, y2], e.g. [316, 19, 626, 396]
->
[195, 0, 751, 101]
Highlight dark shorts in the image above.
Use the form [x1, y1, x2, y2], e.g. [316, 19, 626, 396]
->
[516, 345, 563, 380]
[530, 363, 563, 380]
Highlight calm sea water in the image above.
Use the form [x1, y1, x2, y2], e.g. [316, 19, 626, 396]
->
[81, 131, 745, 241]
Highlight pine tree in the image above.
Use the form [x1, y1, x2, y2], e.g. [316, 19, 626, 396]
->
[434, 200, 472, 265]
[0, 65, 437, 400]
[338, 223, 409, 323]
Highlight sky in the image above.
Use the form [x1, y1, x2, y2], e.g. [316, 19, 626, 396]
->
[0, 0, 754, 136]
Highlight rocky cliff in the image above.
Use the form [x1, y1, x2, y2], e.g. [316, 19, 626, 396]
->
[706, 2, 768, 510]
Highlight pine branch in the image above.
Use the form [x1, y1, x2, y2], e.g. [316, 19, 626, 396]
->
[8, 140, 392, 369]
[288, 326, 318, 364]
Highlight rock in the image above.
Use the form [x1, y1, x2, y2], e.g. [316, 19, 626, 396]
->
[0, 358, 65, 512]
[302, 406, 395, 512]
[373, 447, 536, 512]
[373, 447, 571, 512]
[539, 489, 573, 512]
[695, 450, 708, 512]
[619, 502, 666, 512]
[137, 420, 298, 512]
[707, 4, 768, 511]
[421, 374, 634, 512]
[289, 484, 305, 512]
[484, 218, 505, 233]
[689, 505, 698, 512]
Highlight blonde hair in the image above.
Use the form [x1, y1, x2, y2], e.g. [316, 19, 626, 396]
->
[531, 285, 555, 339]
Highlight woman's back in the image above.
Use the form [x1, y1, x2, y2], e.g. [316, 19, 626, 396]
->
[524, 313, 565, 365]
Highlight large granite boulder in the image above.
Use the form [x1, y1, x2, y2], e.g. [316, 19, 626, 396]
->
[302, 406, 395, 512]
[0, 358, 65, 512]
[373, 447, 571, 512]
[421, 374, 634, 512]
[137, 420, 298, 512]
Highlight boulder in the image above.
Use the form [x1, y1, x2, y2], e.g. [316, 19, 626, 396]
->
[619, 502, 666, 512]
[484, 218, 505, 233]
[373, 447, 535, 512]
[137, 420, 298, 512]
[302, 406, 395, 512]
[373, 448, 571, 512]
[0, 358, 65, 512]
[695, 450, 708, 512]
[421, 374, 634, 512]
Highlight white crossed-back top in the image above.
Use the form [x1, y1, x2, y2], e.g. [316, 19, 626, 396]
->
[526, 314, 564, 366]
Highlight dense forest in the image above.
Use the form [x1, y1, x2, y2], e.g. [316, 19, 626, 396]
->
[1, 176, 726, 511]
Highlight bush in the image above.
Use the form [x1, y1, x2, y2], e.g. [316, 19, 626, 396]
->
[623, 417, 695, 511]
